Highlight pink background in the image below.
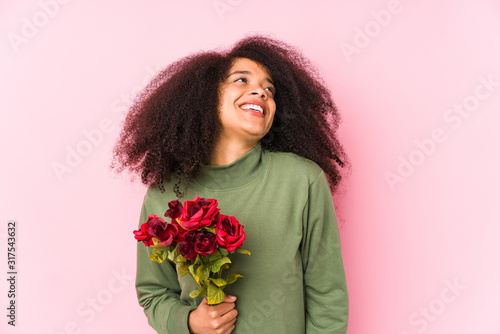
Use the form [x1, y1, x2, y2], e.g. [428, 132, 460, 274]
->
[1, 1, 499, 333]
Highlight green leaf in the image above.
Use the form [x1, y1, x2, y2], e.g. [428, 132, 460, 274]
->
[208, 250, 223, 262]
[224, 273, 243, 285]
[168, 248, 186, 263]
[209, 278, 227, 287]
[210, 256, 231, 273]
[179, 266, 189, 277]
[169, 248, 177, 261]
[189, 286, 207, 298]
[189, 264, 200, 285]
[207, 282, 225, 305]
[204, 227, 216, 234]
[235, 247, 251, 255]
[197, 265, 210, 282]
[176, 262, 189, 277]
[151, 243, 170, 250]
[150, 248, 168, 263]
[219, 248, 229, 256]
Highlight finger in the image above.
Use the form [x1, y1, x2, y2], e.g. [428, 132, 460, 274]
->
[219, 316, 237, 334]
[224, 324, 235, 334]
[207, 302, 235, 318]
[219, 308, 238, 323]
[223, 294, 237, 303]
[226, 315, 237, 327]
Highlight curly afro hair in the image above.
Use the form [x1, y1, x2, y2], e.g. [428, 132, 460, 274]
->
[111, 35, 349, 197]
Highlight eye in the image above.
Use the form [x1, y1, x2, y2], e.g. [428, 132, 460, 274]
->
[265, 86, 275, 95]
[234, 77, 248, 83]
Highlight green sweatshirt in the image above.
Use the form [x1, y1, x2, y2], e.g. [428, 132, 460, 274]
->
[135, 142, 349, 333]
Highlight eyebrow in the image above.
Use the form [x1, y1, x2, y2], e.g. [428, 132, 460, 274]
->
[227, 70, 275, 86]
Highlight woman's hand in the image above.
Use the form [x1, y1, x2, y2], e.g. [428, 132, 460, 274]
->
[188, 294, 238, 334]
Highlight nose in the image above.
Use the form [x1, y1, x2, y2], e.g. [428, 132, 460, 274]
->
[248, 85, 267, 99]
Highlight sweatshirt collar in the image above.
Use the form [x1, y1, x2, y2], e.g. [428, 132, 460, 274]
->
[195, 142, 267, 190]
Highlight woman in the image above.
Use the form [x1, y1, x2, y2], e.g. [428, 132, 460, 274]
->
[112, 35, 349, 334]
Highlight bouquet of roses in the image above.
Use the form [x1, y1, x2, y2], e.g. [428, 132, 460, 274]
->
[133, 196, 250, 305]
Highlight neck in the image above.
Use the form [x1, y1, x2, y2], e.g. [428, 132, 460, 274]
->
[210, 137, 259, 166]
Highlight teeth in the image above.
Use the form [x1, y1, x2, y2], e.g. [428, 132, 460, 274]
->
[241, 104, 264, 114]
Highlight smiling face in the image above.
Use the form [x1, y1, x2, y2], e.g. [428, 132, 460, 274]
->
[217, 57, 276, 146]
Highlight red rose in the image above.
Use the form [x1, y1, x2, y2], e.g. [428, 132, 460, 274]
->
[165, 200, 183, 219]
[178, 197, 220, 231]
[133, 222, 154, 246]
[183, 230, 197, 243]
[177, 231, 197, 259]
[147, 214, 178, 247]
[171, 219, 189, 243]
[215, 215, 245, 252]
[194, 231, 218, 256]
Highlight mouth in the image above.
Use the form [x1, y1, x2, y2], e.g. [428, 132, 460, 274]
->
[239, 102, 265, 117]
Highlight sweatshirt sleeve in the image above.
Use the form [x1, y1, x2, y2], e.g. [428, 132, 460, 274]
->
[301, 171, 349, 334]
[135, 191, 197, 334]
